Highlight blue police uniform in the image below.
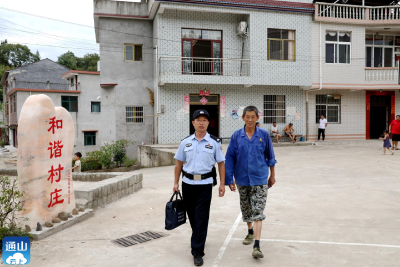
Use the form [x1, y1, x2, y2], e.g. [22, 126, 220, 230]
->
[174, 110, 225, 259]
[175, 133, 225, 185]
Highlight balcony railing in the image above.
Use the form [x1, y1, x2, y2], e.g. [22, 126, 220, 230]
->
[159, 57, 250, 77]
[7, 81, 78, 93]
[315, 3, 400, 23]
[365, 67, 398, 81]
[370, 6, 400, 20]
[317, 3, 366, 20]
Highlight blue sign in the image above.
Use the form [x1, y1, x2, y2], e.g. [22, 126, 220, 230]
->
[2, 237, 30, 265]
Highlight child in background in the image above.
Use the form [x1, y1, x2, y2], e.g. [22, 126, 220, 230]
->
[379, 130, 394, 155]
[72, 152, 82, 172]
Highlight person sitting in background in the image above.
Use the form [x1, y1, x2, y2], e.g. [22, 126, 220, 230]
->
[270, 122, 282, 143]
[283, 123, 296, 143]
[255, 122, 260, 127]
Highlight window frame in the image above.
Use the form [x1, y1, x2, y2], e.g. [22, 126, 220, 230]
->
[267, 29, 296, 62]
[316, 95, 341, 124]
[365, 34, 400, 67]
[125, 106, 144, 124]
[124, 44, 143, 62]
[263, 95, 286, 124]
[91, 101, 101, 113]
[84, 132, 96, 146]
[61, 96, 78, 112]
[325, 31, 351, 64]
[181, 28, 223, 75]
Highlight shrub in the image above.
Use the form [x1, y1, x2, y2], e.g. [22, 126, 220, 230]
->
[0, 227, 32, 248]
[84, 151, 103, 171]
[72, 156, 102, 172]
[0, 176, 25, 229]
[112, 140, 135, 167]
[99, 144, 113, 169]
[71, 140, 136, 170]
[122, 156, 137, 167]
[0, 140, 4, 147]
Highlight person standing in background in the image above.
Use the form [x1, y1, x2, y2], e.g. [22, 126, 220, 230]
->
[317, 115, 328, 142]
[389, 115, 400, 150]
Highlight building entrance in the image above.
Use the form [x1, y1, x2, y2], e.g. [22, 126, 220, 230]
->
[189, 94, 219, 137]
[366, 91, 395, 139]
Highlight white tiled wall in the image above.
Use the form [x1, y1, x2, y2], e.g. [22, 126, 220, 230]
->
[311, 22, 400, 86]
[307, 89, 367, 140]
[156, 3, 312, 86]
[158, 84, 304, 144]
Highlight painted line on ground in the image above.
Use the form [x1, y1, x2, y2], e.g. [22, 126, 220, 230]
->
[212, 213, 242, 267]
[230, 238, 400, 248]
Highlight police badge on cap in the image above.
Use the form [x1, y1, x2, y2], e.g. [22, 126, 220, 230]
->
[192, 109, 210, 120]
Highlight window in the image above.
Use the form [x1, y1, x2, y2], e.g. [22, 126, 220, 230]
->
[263, 95, 286, 124]
[10, 96, 12, 114]
[365, 34, 400, 67]
[268, 29, 295, 61]
[126, 106, 144, 123]
[316, 95, 341, 123]
[61, 96, 78, 112]
[124, 44, 143, 61]
[181, 29, 222, 75]
[326, 31, 351, 64]
[91, 102, 101, 113]
[84, 132, 96, 146]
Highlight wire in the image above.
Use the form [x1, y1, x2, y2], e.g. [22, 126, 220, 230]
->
[0, 6, 323, 56]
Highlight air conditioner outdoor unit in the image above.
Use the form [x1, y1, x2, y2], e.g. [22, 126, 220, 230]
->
[237, 21, 247, 37]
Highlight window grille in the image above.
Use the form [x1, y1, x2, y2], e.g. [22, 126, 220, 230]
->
[126, 106, 144, 123]
[263, 95, 286, 124]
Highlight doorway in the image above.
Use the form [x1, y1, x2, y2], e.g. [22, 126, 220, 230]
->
[369, 95, 391, 139]
[193, 40, 211, 75]
[189, 95, 219, 137]
[12, 127, 18, 148]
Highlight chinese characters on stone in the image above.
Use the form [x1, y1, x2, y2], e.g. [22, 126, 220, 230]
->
[47, 117, 65, 208]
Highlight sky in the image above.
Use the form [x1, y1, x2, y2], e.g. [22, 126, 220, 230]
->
[0, 0, 100, 61]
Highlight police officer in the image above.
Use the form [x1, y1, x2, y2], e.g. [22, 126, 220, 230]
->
[173, 109, 226, 266]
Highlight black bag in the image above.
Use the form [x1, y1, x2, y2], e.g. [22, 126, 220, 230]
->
[212, 166, 217, 187]
[165, 191, 187, 230]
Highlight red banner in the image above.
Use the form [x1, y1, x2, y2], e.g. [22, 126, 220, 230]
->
[199, 89, 210, 96]
[375, 91, 387, 96]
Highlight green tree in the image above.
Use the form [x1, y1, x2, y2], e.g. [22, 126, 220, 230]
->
[0, 40, 40, 67]
[57, 51, 99, 71]
[0, 40, 40, 102]
[57, 51, 78, 70]
[78, 53, 100, 71]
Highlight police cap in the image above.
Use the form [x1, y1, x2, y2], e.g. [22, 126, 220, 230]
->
[192, 109, 210, 120]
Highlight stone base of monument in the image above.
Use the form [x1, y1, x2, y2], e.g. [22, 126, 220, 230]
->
[30, 209, 94, 241]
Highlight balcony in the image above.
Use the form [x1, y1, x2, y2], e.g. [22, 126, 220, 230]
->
[159, 57, 250, 77]
[365, 67, 398, 81]
[315, 2, 400, 24]
[7, 80, 79, 93]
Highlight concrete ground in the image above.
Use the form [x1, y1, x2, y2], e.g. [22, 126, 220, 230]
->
[15, 142, 400, 266]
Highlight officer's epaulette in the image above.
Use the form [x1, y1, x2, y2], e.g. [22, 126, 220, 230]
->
[181, 135, 191, 141]
[210, 135, 221, 143]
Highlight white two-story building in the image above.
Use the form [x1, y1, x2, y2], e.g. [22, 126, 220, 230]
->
[94, 0, 314, 147]
[309, 0, 400, 140]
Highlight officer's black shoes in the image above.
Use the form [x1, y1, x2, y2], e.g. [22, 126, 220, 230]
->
[194, 255, 203, 266]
